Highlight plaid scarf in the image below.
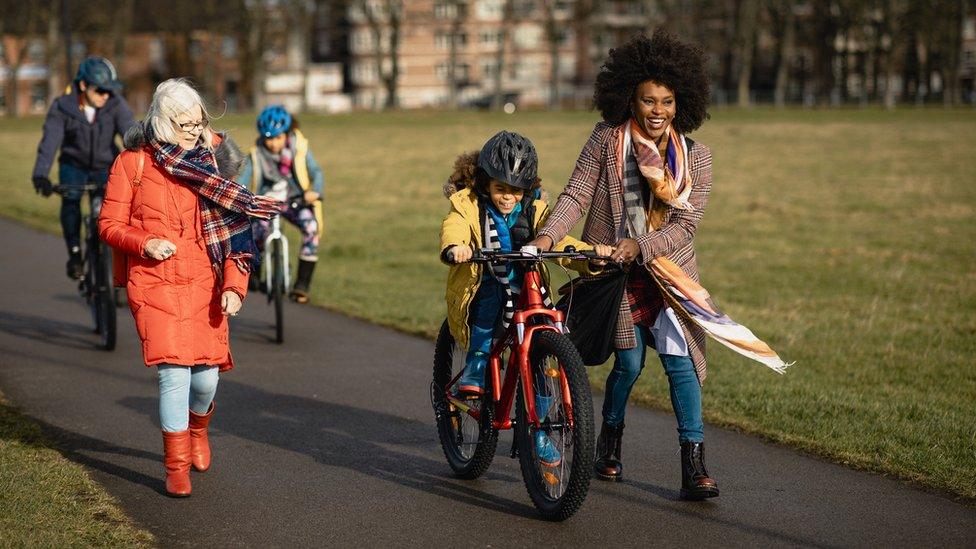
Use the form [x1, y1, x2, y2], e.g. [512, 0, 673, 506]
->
[483, 203, 551, 338]
[146, 127, 281, 275]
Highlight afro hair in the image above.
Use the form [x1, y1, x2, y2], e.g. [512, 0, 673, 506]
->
[593, 29, 710, 133]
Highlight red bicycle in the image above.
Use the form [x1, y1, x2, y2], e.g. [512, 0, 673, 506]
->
[431, 248, 599, 521]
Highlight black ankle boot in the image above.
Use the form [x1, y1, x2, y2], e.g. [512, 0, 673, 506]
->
[680, 441, 719, 500]
[289, 259, 316, 303]
[594, 421, 624, 481]
[66, 248, 83, 280]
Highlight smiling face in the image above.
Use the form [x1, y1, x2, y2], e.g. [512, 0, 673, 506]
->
[172, 104, 205, 149]
[488, 180, 524, 215]
[632, 80, 676, 141]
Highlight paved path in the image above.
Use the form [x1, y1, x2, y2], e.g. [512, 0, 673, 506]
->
[0, 218, 973, 547]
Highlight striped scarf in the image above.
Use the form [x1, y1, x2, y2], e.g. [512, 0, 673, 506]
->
[483, 203, 551, 337]
[147, 128, 281, 275]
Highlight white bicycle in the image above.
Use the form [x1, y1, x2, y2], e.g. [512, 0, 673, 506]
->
[261, 180, 292, 344]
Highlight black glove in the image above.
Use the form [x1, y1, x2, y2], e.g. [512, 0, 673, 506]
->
[32, 176, 52, 197]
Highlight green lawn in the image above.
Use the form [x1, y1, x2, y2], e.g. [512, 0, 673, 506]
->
[1, 107, 974, 506]
[0, 392, 153, 546]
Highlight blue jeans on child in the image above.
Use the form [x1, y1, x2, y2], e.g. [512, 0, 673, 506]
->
[603, 325, 704, 443]
[58, 162, 109, 253]
[157, 365, 219, 432]
[465, 278, 508, 372]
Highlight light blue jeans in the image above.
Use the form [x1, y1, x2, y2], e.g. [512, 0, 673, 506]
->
[602, 325, 704, 443]
[157, 365, 219, 432]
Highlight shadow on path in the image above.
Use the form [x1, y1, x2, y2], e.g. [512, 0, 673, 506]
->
[118, 379, 536, 518]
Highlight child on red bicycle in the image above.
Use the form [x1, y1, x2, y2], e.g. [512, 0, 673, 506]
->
[440, 131, 611, 466]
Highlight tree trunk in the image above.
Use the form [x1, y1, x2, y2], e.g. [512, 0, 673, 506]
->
[491, 0, 514, 110]
[46, 4, 63, 102]
[110, 0, 134, 69]
[446, 0, 462, 109]
[541, 0, 560, 110]
[773, 0, 796, 108]
[383, 0, 401, 110]
[736, 0, 759, 107]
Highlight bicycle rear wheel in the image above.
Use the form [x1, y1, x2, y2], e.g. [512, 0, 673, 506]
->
[431, 319, 497, 479]
[95, 243, 117, 350]
[515, 329, 593, 521]
[271, 239, 285, 344]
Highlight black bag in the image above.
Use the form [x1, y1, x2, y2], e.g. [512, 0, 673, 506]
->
[555, 268, 628, 366]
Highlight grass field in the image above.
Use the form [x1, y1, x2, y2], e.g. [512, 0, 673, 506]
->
[0, 392, 153, 546]
[1, 107, 974, 508]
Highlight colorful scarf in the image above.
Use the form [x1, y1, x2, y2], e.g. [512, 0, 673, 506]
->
[619, 119, 791, 373]
[255, 135, 295, 181]
[147, 127, 281, 274]
[483, 202, 551, 338]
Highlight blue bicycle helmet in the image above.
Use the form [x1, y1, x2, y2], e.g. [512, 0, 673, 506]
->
[257, 105, 292, 138]
[75, 56, 121, 93]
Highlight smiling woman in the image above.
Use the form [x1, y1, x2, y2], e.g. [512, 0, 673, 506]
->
[527, 30, 723, 499]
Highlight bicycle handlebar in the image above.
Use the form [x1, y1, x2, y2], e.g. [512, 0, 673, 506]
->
[51, 183, 103, 194]
[468, 247, 615, 264]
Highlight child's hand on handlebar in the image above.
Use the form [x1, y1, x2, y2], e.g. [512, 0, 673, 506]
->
[303, 190, 320, 203]
[590, 243, 615, 266]
[448, 245, 474, 264]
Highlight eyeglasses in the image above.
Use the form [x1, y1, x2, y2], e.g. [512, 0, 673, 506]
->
[174, 119, 210, 133]
[93, 87, 113, 96]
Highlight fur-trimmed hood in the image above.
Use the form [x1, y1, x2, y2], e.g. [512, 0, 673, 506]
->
[123, 123, 246, 180]
[442, 150, 547, 201]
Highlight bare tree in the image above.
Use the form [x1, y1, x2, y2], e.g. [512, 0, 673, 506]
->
[0, 2, 41, 116]
[491, 0, 515, 110]
[445, 0, 467, 109]
[735, 0, 760, 107]
[540, 0, 563, 109]
[772, 0, 796, 107]
[359, 0, 403, 110]
[571, 0, 600, 106]
[45, 2, 64, 103]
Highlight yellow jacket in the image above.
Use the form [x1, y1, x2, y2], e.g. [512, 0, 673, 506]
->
[440, 187, 598, 349]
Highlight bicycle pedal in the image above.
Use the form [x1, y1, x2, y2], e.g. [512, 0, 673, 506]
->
[543, 367, 559, 378]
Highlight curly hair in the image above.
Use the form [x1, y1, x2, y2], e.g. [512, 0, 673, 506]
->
[593, 30, 710, 133]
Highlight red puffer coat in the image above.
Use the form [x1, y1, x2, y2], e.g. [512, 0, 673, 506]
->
[98, 134, 248, 371]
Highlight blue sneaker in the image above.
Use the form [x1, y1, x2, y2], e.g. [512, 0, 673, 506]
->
[458, 355, 487, 395]
[534, 395, 562, 467]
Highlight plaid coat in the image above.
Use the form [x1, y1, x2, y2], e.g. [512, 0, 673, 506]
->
[537, 122, 713, 383]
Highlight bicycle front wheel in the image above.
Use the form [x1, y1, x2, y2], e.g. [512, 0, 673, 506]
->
[431, 319, 497, 479]
[95, 243, 117, 351]
[271, 239, 284, 344]
[515, 329, 594, 521]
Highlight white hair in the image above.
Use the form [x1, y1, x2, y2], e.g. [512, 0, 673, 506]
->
[145, 78, 214, 149]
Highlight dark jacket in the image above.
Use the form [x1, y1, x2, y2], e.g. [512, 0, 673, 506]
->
[32, 87, 136, 179]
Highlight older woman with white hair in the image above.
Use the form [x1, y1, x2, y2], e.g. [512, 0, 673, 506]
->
[99, 78, 279, 497]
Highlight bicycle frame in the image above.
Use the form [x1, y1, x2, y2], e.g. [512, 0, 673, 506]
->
[262, 205, 291, 293]
[444, 266, 574, 433]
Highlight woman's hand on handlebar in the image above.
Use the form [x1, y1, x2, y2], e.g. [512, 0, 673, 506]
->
[611, 238, 640, 264]
[144, 238, 177, 261]
[448, 245, 474, 264]
[527, 235, 554, 252]
[589, 243, 615, 266]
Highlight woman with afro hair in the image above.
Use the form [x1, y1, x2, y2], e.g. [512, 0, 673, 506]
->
[528, 30, 719, 500]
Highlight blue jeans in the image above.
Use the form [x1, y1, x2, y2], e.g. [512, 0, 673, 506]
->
[603, 325, 704, 443]
[465, 278, 508, 369]
[157, 365, 219, 432]
[58, 163, 108, 253]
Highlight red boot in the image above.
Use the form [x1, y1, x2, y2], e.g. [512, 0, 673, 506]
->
[162, 430, 192, 497]
[188, 402, 215, 472]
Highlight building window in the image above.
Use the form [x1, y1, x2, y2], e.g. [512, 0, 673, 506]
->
[221, 37, 237, 59]
[435, 30, 467, 49]
[480, 30, 502, 46]
[434, 2, 458, 19]
[31, 82, 47, 110]
[27, 40, 45, 63]
[477, 0, 503, 19]
[481, 59, 498, 79]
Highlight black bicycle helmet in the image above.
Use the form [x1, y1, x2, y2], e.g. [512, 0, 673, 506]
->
[75, 56, 122, 93]
[477, 130, 538, 190]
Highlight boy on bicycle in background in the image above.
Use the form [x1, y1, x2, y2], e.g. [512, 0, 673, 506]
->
[238, 105, 324, 304]
[32, 56, 135, 279]
[440, 131, 611, 465]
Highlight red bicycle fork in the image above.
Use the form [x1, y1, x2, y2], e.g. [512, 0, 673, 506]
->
[444, 270, 576, 432]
